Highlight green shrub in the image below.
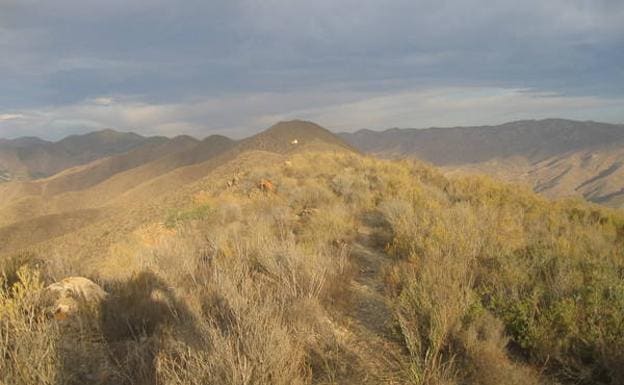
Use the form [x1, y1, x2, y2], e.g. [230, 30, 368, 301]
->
[164, 204, 213, 228]
[372, 161, 624, 384]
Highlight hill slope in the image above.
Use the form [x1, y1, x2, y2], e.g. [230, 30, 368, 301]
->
[340, 119, 624, 207]
[0, 120, 353, 252]
[2, 132, 623, 385]
[0, 129, 155, 181]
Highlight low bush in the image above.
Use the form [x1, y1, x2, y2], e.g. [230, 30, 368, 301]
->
[380, 166, 624, 385]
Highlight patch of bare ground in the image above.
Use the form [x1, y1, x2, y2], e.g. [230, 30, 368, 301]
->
[321, 221, 409, 384]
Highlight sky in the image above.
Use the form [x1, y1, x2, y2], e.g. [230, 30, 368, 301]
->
[0, 0, 623, 139]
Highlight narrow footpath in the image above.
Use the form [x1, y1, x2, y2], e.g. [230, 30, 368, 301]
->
[323, 223, 410, 384]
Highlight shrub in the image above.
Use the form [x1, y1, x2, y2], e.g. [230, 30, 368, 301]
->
[164, 204, 213, 229]
[0, 267, 59, 385]
[380, 165, 624, 385]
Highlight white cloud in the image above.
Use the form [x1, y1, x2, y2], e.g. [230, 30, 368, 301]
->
[91, 97, 115, 106]
[1, 87, 623, 139]
[278, 87, 624, 131]
[0, 114, 25, 121]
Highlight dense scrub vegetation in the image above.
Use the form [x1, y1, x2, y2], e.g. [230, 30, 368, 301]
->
[1, 151, 623, 384]
[378, 164, 624, 385]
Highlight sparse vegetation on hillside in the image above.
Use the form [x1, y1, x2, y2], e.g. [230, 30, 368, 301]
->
[2, 149, 623, 385]
[379, 172, 624, 384]
[341, 119, 624, 207]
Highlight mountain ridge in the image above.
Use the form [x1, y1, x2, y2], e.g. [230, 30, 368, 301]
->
[0, 129, 158, 180]
[0, 120, 354, 246]
[340, 118, 624, 165]
[340, 118, 624, 207]
[5, 118, 623, 207]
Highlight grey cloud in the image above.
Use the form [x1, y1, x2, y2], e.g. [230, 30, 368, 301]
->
[0, 0, 622, 137]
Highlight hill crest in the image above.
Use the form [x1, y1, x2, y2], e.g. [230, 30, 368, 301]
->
[239, 120, 354, 154]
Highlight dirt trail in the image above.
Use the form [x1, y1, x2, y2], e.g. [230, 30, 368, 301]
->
[324, 223, 410, 384]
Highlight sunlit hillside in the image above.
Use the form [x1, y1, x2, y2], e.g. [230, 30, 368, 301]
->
[1, 122, 624, 385]
[0, 130, 153, 181]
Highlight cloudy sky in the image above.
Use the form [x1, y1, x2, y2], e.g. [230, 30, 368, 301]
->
[0, 0, 623, 139]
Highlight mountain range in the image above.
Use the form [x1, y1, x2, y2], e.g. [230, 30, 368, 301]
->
[1, 118, 623, 256]
[0, 129, 152, 181]
[340, 118, 624, 207]
[0, 120, 352, 255]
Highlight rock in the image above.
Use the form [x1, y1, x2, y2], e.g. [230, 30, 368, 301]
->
[258, 179, 275, 193]
[43, 277, 108, 320]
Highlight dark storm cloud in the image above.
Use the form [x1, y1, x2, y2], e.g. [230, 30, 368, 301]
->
[0, 0, 623, 138]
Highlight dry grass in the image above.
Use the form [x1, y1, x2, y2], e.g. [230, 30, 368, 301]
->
[1, 150, 623, 385]
[0, 267, 60, 385]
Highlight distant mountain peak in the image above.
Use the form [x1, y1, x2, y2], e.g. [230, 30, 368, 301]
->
[68, 128, 143, 141]
[202, 134, 234, 143]
[240, 120, 354, 154]
[266, 119, 329, 133]
[0, 136, 50, 148]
